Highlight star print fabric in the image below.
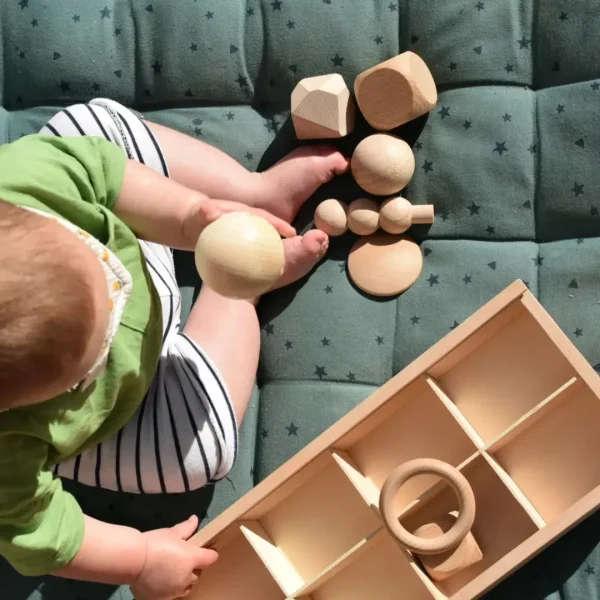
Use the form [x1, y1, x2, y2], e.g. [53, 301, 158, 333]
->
[1, 1, 600, 599]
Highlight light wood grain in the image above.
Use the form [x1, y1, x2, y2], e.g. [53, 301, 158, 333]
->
[436, 310, 576, 443]
[348, 232, 423, 296]
[189, 281, 528, 551]
[348, 382, 477, 512]
[354, 51, 438, 130]
[351, 133, 415, 195]
[240, 521, 305, 596]
[194, 212, 284, 299]
[188, 531, 284, 600]
[291, 73, 355, 139]
[380, 459, 476, 555]
[493, 382, 600, 522]
[347, 198, 380, 235]
[401, 455, 538, 597]
[379, 196, 434, 234]
[183, 280, 600, 600]
[259, 458, 380, 583]
[310, 529, 437, 600]
[414, 512, 483, 582]
[314, 199, 348, 236]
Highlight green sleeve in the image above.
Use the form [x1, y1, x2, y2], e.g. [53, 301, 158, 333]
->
[0, 134, 127, 217]
[0, 431, 85, 576]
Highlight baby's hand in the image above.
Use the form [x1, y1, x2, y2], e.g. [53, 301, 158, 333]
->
[184, 197, 296, 248]
[130, 515, 217, 600]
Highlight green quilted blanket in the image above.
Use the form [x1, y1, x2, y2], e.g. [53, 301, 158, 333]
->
[1, 1, 600, 598]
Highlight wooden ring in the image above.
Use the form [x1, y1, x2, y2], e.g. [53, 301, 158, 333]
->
[379, 458, 476, 555]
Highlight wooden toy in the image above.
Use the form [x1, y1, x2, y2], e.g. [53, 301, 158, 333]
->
[186, 280, 600, 600]
[194, 212, 284, 299]
[412, 512, 483, 582]
[314, 199, 349, 237]
[380, 459, 483, 582]
[380, 196, 435, 234]
[354, 51, 438, 131]
[347, 198, 380, 235]
[347, 232, 423, 297]
[351, 134, 415, 196]
[291, 74, 355, 139]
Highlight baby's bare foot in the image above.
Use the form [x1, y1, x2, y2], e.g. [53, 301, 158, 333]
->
[258, 146, 349, 223]
[271, 229, 329, 290]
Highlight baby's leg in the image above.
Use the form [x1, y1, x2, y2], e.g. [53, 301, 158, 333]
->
[144, 121, 349, 223]
[183, 229, 328, 425]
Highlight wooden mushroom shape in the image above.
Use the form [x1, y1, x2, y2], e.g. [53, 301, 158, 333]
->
[379, 458, 483, 582]
[380, 196, 434, 234]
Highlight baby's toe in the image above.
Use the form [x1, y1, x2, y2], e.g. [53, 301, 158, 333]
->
[302, 229, 329, 258]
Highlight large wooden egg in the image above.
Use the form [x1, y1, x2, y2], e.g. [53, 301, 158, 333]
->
[195, 212, 284, 299]
[351, 133, 415, 196]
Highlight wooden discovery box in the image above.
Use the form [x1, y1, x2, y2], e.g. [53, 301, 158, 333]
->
[188, 280, 600, 600]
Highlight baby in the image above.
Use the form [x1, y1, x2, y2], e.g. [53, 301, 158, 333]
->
[0, 98, 348, 599]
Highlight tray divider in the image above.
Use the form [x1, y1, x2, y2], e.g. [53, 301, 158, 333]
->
[239, 521, 306, 597]
[329, 449, 382, 516]
[485, 377, 581, 454]
[426, 377, 485, 448]
[478, 453, 546, 528]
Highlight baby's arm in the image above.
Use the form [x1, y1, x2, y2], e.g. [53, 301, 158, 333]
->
[53, 515, 147, 584]
[54, 514, 217, 598]
[113, 159, 294, 251]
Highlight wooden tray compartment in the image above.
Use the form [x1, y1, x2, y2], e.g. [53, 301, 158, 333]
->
[190, 528, 285, 600]
[429, 303, 577, 444]
[294, 529, 439, 600]
[398, 454, 540, 597]
[490, 379, 600, 523]
[239, 451, 381, 594]
[338, 377, 478, 515]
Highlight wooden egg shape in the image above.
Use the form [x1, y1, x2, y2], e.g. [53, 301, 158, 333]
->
[347, 198, 380, 235]
[194, 212, 284, 299]
[314, 199, 349, 236]
[351, 134, 415, 196]
[379, 196, 413, 234]
[348, 232, 423, 297]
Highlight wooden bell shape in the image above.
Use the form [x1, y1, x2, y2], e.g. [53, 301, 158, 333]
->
[379, 196, 434, 234]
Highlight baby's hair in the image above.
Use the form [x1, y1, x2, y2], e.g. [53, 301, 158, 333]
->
[0, 200, 98, 408]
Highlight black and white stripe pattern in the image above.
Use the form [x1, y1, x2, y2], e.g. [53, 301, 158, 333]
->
[44, 99, 237, 493]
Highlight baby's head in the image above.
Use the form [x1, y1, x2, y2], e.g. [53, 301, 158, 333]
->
[0, 200, 110, 409]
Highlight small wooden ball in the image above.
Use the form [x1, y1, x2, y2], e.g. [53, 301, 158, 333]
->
[351, 134, 415, 196]
[380, 196, 412, 234]
[194, 212, 284, 299]
[347, 198, 380, 235]
[314, 199, 349, 236]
